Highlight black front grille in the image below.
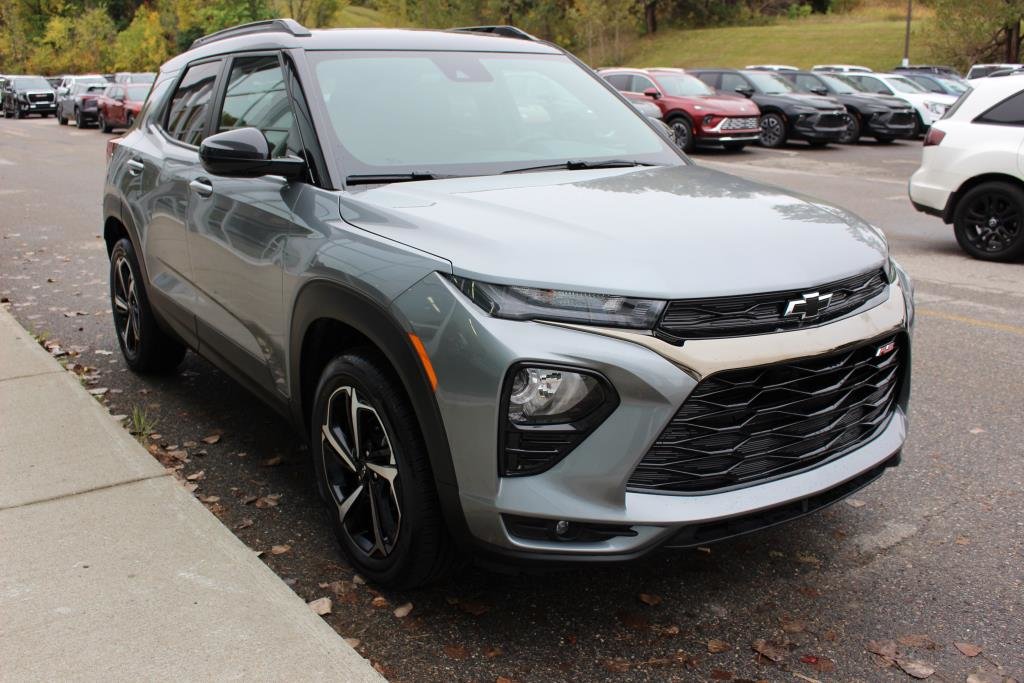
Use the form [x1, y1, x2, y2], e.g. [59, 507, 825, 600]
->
[28, 93, 54, 102]
[889, 111, 914, 126]
[628, 335, 904, 494]
[658, 269, 887, 341]
[816, 112, 847, 128]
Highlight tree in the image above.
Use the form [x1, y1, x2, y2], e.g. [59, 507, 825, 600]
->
[29, 7, 117, 74]
[274, 0, 345, 26]
[927, 0, 1023, 70]
[113, 7, 172, 71]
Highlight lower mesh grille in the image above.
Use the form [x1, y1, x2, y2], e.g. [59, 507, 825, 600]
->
[722, 116, 759, 130]
[628, 335, 904, 493]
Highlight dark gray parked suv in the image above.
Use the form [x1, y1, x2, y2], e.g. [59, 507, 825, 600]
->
[103, 20, 915, 587]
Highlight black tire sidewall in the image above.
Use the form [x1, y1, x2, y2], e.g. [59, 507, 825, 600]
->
[953, 182, 1024, 261]
[760, 113, 786, 147]
[668, 116, 694, 153]
[840, 114, 860, 144]
[310, 354, 441, 586]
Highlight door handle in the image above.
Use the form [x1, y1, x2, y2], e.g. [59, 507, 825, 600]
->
[126, 158, 144, 176]
[189, 178, 213, 198]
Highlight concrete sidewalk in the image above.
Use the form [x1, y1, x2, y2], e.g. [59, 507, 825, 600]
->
[0, 308, 381, 682]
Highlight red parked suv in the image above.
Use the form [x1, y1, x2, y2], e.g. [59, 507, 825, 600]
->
[600, 67, 761, 151]
[96, 83, 150, 132]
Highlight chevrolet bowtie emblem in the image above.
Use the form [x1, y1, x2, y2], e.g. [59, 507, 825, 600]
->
[784, 291, 833, 319]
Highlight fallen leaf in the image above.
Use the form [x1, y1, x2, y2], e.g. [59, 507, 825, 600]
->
[459, 599, 490, 616]
[898, 634, 937, 649]
[182, 482, 199, 493]
[781, 618, 807, 633]
[709, 670, 732, 680]
[254, 494, 281, 508]
[969, 427, 985, 434]
[796, 552, 821, 566]
[618, 611, 649, 630]
[658, 624, 680, 636]
[261, 455, 283, 467]
[352, 574, 366, 585]
[800, 655, 835, 673]
[955, 536, 971, 545]
[965, 673, 1004, 683]
[197, 494, 220, 503]
[707, 639, 730, 654]
[896, 658, 935, 679]
[600, 658, 630, 673]
[234, 518, 254, 530]
[846, 498, 867, 508]
[484, 646, 504, 658]
[87, 387, 108, 396]
[371, 596, 388, 608]
[308, 597, 332, 616]
[270, 544, 291, 555]
[954, 642, 983, 657]
[185, 470, 205, 481]
[496, 677, 514, 683]
[866, 639, 899, 660]
[752, 639, 786, 662]
[201, 433, 222, 444]
[638, 593, 662, 606]
[443, 644, 469, 660]
[393, 602, 413, 618]
[343, 637, 360, 649]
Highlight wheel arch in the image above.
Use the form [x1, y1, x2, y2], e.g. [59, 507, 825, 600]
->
[289, 279, 473, 544]
[946, 173, 1024, 223]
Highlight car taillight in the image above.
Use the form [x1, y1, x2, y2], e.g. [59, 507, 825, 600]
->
[106, 137, 121, 164]
[923, 127, 945, 146]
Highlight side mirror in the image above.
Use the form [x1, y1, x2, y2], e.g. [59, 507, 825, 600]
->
[810, 86, 828, 96]
[199, 127, 306, 180]
[643, 87, 661, 99]
[734, 86, 755, 98]
[57, 87, 68, 96]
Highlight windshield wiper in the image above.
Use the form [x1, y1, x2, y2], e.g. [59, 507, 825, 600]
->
[345, 172, 452, 186]
[502, 160, 661, 175]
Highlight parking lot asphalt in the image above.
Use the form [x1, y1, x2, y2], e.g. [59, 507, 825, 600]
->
[1, 118, 1021, 683]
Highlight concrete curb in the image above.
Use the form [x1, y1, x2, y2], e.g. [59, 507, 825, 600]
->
[0, 307, 383, 682]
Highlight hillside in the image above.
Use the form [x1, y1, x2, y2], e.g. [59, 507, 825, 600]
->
[616, 10, 935, 71]
[334, 5, 386, 28]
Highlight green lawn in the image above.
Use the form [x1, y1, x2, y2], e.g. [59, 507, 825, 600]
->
[334, 5, 386, 28]
[617, 15, 935, 71]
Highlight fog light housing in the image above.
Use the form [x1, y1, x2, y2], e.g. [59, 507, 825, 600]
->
[500, 364, 618, 476]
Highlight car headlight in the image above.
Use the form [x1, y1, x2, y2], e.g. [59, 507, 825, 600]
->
[924, 101, 948, 116]
[446, 275, 666, 329]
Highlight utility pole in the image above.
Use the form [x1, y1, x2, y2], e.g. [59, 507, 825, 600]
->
[902, 0, 912, 67]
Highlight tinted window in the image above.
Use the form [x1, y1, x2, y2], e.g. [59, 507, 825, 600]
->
[744, 72, 796, 94]
[907, 75, 943, 93]
[888, 76, 927, 94]
[165, 60, 222, 146]
[975, 90, 1024, 126]
[852, 76, 891, 94]
[13, 77, 50, 90]
[219, 55, 297, 158]
[603, 74, 631, 91]
[632, 75, 657, 92]
[654, 74, 714, 97]
[126, 85, 150, 101]
[794, 74, 824, 92]
[720, 73, 748, 93]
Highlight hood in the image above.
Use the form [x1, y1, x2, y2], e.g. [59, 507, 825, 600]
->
[840, 93, 911, 110]
[754, 92, 844, 111]
[690, 94, 760, 115]
[338, 165, 888, 299]
[889, 91, 957, 105]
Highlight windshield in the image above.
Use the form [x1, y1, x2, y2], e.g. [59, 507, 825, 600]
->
[128, 73, 155, 84]
[936, 77, 968, 94]
[13, 77, 50, 90]
[655, 73, 715, 97]
[309, 51, 680, 179]
[818, 73, 856, 94]
[744, 72, 796, 94]
[887, 76, 927, 94]
[126, 84, 151, 101]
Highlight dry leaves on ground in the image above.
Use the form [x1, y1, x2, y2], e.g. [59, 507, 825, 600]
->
[752, 639, 786, 662]
[955, 642, 983, 657]
[201, 433, 222, 444]
[308, 597, 332, 616]
[270, 544, 291, 555]
[371, 596, 388, 608]
[234, 518, 254, 530]
[484, 646, 504, 659]
[707, 639, 730, 653]
[846, 498, 867, 508]
[600, 658, 631, 673]
[261, 455, 283, 467]
[393, 602, 413, 618]
[898, 634, 938, 649]
[638, 593, 662, 606]
[800, 655, 836, 673]
[782, 618, 807, 633]
[443, 644, 469, 660]
[185, 470, 205, 481]
[254, 494, 282, 508]
[458, 599, 490, 616]
[344, 638, 360, 649]
[896, 658, 935, 679]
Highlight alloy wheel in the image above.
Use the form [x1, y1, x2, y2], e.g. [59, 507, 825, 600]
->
[760, 115, 783, 147]
[111, 254, 141, 356]
[670, 120, 691, 150]
[961, 191, 1021, 254]
[321, 386, 401, 560]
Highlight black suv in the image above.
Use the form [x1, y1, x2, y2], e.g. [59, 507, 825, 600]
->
[1, 75, 56, 118]
[776, 70, 917, 143]
[689, 68, 847, 147]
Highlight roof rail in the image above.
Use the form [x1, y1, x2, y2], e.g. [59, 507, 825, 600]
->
[190, 18, 311, 50]
[451, 25, 538, 41]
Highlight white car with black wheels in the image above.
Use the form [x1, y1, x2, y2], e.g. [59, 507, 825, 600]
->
[909, 75, 1024, 260]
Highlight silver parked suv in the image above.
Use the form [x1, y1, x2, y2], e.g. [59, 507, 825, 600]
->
[103, 20, 914, 587]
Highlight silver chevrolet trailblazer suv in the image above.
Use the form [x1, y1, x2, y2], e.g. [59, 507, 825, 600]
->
[103, 20, 914, 587]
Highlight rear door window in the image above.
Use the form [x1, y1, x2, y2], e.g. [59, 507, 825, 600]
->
[603, 74, 631, 91]
[975, 90, 1024, 126]
[165, 59, 223, 146]
[720, 72, 747, 93]
[631, 75, 657, 93]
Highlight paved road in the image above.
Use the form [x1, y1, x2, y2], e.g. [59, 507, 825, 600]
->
[2, 117, 1021, 683]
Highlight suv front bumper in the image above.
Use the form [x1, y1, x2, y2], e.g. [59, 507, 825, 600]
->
[394, 271, 912, 560]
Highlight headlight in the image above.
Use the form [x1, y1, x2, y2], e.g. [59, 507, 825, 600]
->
[924, 101, 948, 116]
[508, 367, 605, 425]
[447, 275, 666, 329]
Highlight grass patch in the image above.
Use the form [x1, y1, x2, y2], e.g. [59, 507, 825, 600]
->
[128, 405, 157, 442]
[614, 12, 936, 72]
[333, 5, 386, 28]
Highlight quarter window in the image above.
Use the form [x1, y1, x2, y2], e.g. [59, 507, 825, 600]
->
[218, 55, 298, 158]
[603, 74, 631, 91]
[165, 60, 222, 146]
[975, 91, 1024, 126]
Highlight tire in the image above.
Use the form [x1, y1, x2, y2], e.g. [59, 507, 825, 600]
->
[41, 113, 48, 118]
[952, 181, 1024, 261]
[126, 114, 134, 129]
[667, 116, 695, 153]
[58, 109, 68, 125]
[759, 112, 787, 148]
[311, 352, 459, 588]
[838, 113, 861, 144]
[99, 112, 111, 133]
[75, 108, 84, 128]
[807, 140, 829, 148]
[14, 103, 23, 119]
[109, 237, 187, 373]
[874, 134, 895, 143]
[912, 112, 925, 138]
[722, 142, 747, 152]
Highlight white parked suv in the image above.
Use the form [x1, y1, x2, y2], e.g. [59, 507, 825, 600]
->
[841, 72, 957, 133]
[909, 75, 1024, 260]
